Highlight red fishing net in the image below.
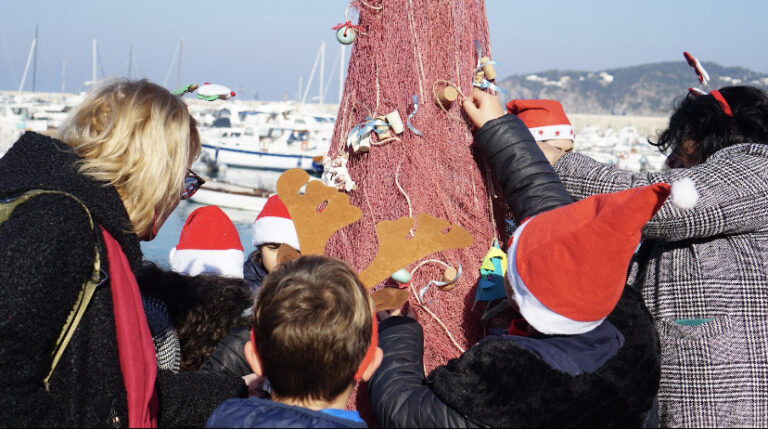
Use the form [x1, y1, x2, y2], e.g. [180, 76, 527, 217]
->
[325, 0, 508, 407]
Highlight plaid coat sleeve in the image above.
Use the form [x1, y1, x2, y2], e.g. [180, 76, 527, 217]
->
[553, 144, 768, 241]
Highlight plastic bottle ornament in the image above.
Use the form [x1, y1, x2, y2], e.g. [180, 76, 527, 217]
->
[336, 27, 357, 45]
[391, 268, 412, 284]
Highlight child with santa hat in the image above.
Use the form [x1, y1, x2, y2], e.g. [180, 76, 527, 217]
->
[243, 194, 301, 294]
[367, 89, 697, 427]
[507, 98, 575, 154]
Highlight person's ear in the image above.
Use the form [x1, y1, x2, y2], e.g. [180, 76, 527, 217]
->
[360, 347, 383, 382]
[244, 340, 264, 377]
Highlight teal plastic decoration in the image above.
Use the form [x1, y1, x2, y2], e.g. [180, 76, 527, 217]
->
[391, 268, 412, 284]
[475, 240, 507, 302]
[336, 27, 357, 45]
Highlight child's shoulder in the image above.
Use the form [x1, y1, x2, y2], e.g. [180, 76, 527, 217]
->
[205, 396, 367, 428]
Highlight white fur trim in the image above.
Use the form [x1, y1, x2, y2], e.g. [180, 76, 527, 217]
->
[506, 220, 604, 335]
[251, 216, 301, 251]
[670, 178, 698, 209]
[169, 248, 244, 278]
[527, 125, 574, 142]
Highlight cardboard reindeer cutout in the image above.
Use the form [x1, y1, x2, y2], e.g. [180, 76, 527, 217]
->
[276, 168, 473, 311]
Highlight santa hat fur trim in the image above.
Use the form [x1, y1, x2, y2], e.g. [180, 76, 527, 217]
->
[170, 248, 245, 278]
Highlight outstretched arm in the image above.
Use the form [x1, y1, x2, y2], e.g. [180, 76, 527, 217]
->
[553, 148, 768, 240]
[368, 317, 474, 428]
[463, 89, 573, 222]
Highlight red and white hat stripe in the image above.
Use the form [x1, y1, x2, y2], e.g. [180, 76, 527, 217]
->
[507, 220, 604, 335]
[528, 125, 575, 142]
[252, 216, 300, 251]
[170, 248, 245, 279]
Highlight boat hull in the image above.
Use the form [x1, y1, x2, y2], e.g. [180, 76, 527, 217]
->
[202, 144, 321, 172]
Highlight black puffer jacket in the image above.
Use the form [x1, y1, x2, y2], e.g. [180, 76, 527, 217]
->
[368, 115, 660, 427]
[0, 132, 246, 427]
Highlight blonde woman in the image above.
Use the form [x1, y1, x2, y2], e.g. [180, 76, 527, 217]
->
[0, 79, 246, 427]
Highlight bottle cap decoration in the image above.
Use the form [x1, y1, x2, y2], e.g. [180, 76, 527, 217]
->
[333, 6, 365, 45]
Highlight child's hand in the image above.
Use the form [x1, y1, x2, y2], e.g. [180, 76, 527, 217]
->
[377, 303, 417, 321]
[242, 373, 270, 398]
[462, 88, 505, 129]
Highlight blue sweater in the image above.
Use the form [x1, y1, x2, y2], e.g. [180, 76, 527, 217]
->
[205, 396, 367, 428]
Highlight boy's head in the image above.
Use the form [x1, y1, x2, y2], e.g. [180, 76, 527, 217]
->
[252, 195, 301, 273]
[245, 255, 381, 403]
[507, 99, 574, 153]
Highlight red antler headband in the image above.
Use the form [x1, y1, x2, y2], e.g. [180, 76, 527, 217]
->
[684, 51, 733, 118]
[709, 90, 734, 117]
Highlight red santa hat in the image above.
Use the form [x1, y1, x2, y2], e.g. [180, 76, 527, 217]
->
[507, 99, 574, 141]
[169, 205, 245, 278]
[252, 194, 300, 251]
[506, 179, 698, 335]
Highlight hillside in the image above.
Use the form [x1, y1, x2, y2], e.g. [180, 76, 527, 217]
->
[497, 62, 768, 116]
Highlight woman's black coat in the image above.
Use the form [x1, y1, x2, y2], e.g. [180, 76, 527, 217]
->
[0, 132, 246, 427]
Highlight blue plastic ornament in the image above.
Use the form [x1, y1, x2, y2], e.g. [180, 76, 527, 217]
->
[336, 27, 357, 45]
[391, 268, 411, 284]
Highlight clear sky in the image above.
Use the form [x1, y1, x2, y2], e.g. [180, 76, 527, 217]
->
[1, 0, 766, 101]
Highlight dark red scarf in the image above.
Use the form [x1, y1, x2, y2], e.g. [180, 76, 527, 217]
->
[101, 227, 158, 428]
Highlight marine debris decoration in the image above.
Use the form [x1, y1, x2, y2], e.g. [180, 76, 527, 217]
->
[173, 82, 236, 102]
[325, 0, 507, 370]
[333, 6, 366, 45]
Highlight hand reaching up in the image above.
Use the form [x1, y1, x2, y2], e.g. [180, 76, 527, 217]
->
[462, 88, 505, 129]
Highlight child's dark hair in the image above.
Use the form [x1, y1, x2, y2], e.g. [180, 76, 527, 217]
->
[137, 262, 253, 371]
[652, 86, 768, 162]
[252, 255, 373, 402]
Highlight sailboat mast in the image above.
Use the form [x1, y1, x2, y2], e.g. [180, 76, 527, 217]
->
[176, 37, 183, 89]
[319, 41, 325, 105]
[92, 39, 97, 83]
[338, 44, 345, 104]
[18, 37, 36, 93]
[32, 25, 38, 92]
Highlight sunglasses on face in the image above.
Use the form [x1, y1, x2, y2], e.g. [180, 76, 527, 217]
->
[181, 169, 205, 200]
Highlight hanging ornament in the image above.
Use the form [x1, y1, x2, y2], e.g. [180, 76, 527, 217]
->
[333, 6, 365, 45]
[196, 83, 236, 101]
[474, 239, 507, 302]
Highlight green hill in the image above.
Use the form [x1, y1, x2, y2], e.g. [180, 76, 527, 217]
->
[497, 62, 768, 116]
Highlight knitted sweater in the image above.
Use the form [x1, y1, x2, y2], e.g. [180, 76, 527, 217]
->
[0, 132, 245, 427]
[554, 145, 768, 427]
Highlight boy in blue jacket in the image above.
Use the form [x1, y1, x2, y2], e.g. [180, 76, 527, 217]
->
[206, 255, 382, 428]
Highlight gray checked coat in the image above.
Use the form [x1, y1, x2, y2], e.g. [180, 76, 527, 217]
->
[553, 143, 768, 427]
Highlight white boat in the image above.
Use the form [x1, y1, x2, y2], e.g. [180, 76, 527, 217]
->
[199, 121, 328, 172]
[189, 179, 271, 212]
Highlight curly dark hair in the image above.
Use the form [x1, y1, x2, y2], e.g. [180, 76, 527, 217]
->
[137, 262, 254, 371]
[652, 86, 768, 163]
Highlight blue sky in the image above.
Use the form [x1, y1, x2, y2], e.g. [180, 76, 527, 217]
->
[1, 0, 766, 100]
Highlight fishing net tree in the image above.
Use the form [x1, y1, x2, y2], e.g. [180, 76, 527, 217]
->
[325, 0, 507, 382]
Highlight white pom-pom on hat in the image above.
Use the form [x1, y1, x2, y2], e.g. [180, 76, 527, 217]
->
[670, 178, 698, 209]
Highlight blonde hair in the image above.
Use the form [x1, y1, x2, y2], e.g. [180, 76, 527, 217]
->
[56, 79, 200, 234]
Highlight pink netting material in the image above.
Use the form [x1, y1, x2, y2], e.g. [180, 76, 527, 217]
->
[325, 0, 508, 414]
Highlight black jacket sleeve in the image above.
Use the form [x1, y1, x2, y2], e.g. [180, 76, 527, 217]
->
[199, 328, 252, 378]
[368, 317, 477, 428]
[156, 369, 247, 428]
[0, 194, 95, 427]
[475, 114, 573, 222]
